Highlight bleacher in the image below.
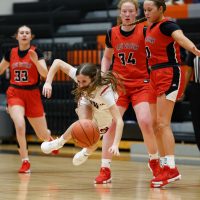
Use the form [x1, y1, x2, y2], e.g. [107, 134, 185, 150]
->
[0, 0, 115, 42]
[0, 0, 199, 144]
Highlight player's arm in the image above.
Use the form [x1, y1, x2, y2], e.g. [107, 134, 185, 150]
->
[29, 49, 48, 78]
[47, 59, 74, 84]
[108, 104, 124, 156]
[42, 59, 74, 98]
[101, 47, 114, 73]
[0, 58, 10, 75]
[101, 29, 113, 73]
[172, 30, 200, 57]
[102, 86, 124, 155]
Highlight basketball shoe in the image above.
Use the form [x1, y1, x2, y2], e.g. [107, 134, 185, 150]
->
[94, 167, 112, 184]
[49, 137, 60, 155]
[148, 159, 162, 178]
[18, 160, 31, 173]
[151, 165, 181, 188]
[41, 138, 64, 154]
[72, 148, 89, 166]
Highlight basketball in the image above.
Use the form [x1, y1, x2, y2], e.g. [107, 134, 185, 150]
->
[71, 119, 100, 148]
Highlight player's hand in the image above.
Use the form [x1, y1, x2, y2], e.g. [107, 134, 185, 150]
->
[192, 46, 200, 57]
[177, 93, 185, 102]
[108, 145, 120, 156]
[42, 82, 52, 98]
[29, 49, 38, 64]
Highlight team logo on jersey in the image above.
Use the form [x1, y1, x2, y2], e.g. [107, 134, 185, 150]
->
[116, 43, 139, 51]
[145, 36, 156, 44]
[89, 100, 99, 109]
[99, 127, 109, 134]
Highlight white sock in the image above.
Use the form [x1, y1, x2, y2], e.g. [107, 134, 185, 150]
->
[59, 135, 66, 146]
[101, 159, 111, 168]
[82, 148, 90, 156]
[149, 152, 159, 160]
[160, 157, 165, 167]
[22, 157, 29, 162]
[165, 155, 175, 168]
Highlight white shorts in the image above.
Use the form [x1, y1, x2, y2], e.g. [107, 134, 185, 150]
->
[93, 109, 113, 135]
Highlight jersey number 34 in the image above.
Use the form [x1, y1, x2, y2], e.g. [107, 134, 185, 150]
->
[118, 52, 136, 66]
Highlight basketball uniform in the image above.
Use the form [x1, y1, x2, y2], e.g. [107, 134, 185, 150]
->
[106, 23, 153, 107]
[69, 67, 118, 135]
[145, 19, 185, 102]
[6, 46, 44, 117]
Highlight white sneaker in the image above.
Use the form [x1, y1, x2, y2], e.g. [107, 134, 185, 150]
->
[72, 148, 90, 166]
[41, 138, 64, 154]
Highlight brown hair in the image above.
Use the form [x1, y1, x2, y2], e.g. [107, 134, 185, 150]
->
[72, 63, 124, 101]
[13, 25, 35, 39]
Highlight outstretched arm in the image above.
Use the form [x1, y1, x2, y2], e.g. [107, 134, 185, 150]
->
[42, 59, 74, 98]
[172, 30, 200, 57]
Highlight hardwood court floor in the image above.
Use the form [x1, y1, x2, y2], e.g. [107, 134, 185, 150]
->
[0, 145, 200, 200]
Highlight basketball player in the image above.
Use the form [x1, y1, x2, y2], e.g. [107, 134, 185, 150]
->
[100, 0, 160, 184]
[143, 0, 200, 187]
[41, 60, 124, 177]
[0, 25, 57, 173]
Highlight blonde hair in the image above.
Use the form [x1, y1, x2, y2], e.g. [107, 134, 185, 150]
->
[117, 0, 139, 25]
[117, 0, 139, 10]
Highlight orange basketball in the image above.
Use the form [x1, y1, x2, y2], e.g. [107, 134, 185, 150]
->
[71, 119, 100, 148]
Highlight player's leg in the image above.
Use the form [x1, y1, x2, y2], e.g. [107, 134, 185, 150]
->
[133, 101, 161, 177]
[94, 106, 126, 184]
[7, 87, 31, 173]
[131, 84, 161, 178]
[72, 104, 95, 165]
[149, 103, 166, 168]
[72, 141, 99, 166]
[8, 105, 30, 173]
[151, 95, 181, 187]
[28, 115, 51, 141]
[40, 122, 74, 154]
[151, 67, 183, 187]
[26, 89, 59, 155]
[94, 94, 129, 184]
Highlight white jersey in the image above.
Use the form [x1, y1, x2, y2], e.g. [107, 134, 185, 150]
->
[69, 67, 118, 134]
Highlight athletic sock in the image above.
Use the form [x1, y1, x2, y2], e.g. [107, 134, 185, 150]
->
[165, 155, 175, 168]
[149, 152, 159, 160]
[101, 159, 111, 168]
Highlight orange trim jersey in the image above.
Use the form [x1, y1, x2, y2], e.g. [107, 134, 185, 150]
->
[145, 19, 181, 68]
[9, 46, 40, 87]
[110, 24, 149, 81]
